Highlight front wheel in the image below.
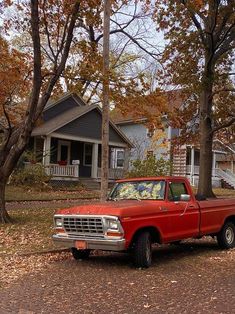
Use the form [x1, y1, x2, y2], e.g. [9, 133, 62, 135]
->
[71, 248, 91, 260]
[133, 231, 152, 268]
[217, 222, 235, 249]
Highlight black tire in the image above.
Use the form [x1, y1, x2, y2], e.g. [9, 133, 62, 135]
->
[134, 231, 152, 268]
[217, 221, 235, 249]
[71, 248, 91, 260]
[170, 241, 181, 245]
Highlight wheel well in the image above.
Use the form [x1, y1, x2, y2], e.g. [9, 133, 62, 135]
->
[130, 226, 162, 247]
[224, 215, 235, 226]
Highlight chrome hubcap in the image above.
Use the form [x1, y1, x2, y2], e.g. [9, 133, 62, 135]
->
[225, 227, 234, 245]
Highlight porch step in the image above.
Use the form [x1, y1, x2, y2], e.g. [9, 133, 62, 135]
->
[215, 168, 235, 189]
[221, 179, 235, 190]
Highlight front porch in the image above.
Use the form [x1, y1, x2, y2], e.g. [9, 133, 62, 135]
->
[185, 146, 230, 188]
[30, 135, 129, 182]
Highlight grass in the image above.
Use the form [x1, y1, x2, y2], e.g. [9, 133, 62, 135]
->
[0, 207, 57, 255]
[6, 185, 99, 202]
[212, 188, 235, 197]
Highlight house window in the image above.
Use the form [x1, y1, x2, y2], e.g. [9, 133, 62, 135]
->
[116, 149, 124, 168]
[84, 143, 92, 166]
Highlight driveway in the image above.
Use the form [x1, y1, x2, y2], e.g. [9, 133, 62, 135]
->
[0, 239, 234, 314]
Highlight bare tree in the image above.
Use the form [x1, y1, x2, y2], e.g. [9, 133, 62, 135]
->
[101, 0, 111, 201]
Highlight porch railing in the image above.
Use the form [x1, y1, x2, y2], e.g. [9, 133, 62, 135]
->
[186, 165, 217, 177]
[44, 164, 79, 178]
[97, 167, 124, 180]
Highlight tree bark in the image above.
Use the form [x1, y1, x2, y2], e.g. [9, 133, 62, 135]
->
[0, 179, 12, 223]
[197, 66, 216, 198]
[101, 0, 111, 201]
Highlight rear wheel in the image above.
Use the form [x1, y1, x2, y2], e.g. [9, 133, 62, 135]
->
[134, 231, 152, 268]
[71, 248, 91, 260]
[170, 241, 181, 245]
[217, 222, 235, 249]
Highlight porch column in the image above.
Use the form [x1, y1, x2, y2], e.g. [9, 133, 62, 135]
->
[42, 136, 51, 166]
[190, 146, 195, 186]
[91, 143, 99, 178]
[212, 152, 216, 177]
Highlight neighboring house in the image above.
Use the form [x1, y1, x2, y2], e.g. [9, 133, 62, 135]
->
[113, 92, 235, 189]
[29, 92, 133, 184]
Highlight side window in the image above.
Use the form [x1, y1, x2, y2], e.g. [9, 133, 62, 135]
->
[168, 182, 187, 201]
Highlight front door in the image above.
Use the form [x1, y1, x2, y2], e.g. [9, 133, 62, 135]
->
[58, 140, 71, 164]
[165, 180, 200, 241]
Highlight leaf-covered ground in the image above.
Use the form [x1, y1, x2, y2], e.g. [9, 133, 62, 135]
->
[1, 190, 235, 312]
[0, 242, 234, 313]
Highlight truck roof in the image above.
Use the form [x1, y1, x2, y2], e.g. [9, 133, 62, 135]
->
[116, 176, 189, 182]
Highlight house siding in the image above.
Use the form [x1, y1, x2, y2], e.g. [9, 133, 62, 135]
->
[57, 109, 126, 144]
[118, 123, 169, 161]
[44, 97, 80, 121]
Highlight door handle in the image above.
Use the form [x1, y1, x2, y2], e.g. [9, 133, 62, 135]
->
[160, 206, 168, 211]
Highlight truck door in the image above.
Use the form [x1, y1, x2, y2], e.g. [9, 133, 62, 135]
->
[166, 181, 200, 241]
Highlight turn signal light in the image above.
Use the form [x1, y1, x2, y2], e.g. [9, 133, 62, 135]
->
[55, 228, 65, 233]
[106, 232, 123, 237]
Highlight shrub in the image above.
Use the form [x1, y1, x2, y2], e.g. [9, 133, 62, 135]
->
[11, 164, 51, 189]
[127, 156, 171, 178]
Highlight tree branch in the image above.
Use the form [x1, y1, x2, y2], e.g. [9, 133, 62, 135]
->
[212, 118, 235, 134]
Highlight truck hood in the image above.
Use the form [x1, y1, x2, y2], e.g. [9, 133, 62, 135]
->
[56, 200, 165, 218]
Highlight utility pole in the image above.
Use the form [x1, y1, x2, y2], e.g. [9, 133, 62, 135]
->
[101, 0, 111, 201]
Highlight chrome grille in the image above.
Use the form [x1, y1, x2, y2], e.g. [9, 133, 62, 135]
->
[63, 216, 104, 235]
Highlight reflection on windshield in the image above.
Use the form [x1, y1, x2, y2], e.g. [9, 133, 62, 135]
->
[109, 180, 165, 201]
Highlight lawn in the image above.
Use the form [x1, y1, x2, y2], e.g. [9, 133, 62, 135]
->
[0, 207, 58, 255]
[6, 185, 99, 202]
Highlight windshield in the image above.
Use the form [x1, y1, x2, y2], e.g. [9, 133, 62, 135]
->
[109, 180, 166, 201]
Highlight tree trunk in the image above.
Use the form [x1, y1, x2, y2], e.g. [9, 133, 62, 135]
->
[197, 68, 216, 198]
[0, 179, 12, 223]
[100, 0, 111, 201]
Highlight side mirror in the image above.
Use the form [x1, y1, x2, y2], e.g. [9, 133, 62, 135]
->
[180, 194, 190, 201]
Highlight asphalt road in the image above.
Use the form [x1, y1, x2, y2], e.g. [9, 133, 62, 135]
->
[0, 239, 234, 314]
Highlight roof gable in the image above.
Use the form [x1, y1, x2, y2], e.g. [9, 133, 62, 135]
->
[43, 93, 86, 122]
[32, 93, 133, 147]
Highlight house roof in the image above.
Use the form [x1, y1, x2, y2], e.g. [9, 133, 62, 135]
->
[32, 93, 134, 148]
[32, 104, 98, 136]
[112, 89, 184, 125]
[213, 139, 235, 154]
[44, 92, 87, 110]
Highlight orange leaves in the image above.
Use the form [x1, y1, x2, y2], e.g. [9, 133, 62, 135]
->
[0, 36, 30, 127]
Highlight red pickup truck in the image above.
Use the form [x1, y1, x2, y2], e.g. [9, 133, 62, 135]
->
[53, 176, 235, 268]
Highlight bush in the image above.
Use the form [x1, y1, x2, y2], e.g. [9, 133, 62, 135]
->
[127, 156, 171, 178]
[11, 164, 51, 189]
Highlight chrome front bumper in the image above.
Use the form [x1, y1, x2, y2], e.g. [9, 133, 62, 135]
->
[52, 234, 126, 251]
